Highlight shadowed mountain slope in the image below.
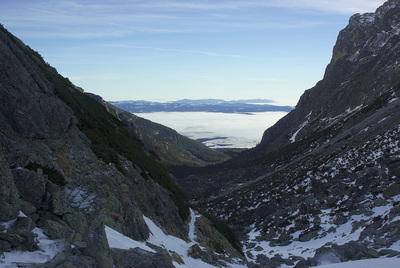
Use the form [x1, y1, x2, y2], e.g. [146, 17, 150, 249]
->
[176, 1, 400, 266]
[87, 93, 230, 167]
[0, 25, 245, 267]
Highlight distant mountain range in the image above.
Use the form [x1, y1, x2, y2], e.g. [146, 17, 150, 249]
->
[109, 99, 293, 114]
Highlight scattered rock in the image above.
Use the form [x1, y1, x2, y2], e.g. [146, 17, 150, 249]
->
[9, 216, 35, 233]
[383, 184, 400, 199]
[12, 168, 47, 208]
[111, 248, 174, 268]
[44, 220, 76, 241]
[380, 249, 400, 257]
[0, 153, 20, 221]
[294, 259, 310, 268]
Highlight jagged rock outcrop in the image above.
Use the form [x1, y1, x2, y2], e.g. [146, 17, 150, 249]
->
[177, 0, 400, 267]
[0, 25, 244, 267]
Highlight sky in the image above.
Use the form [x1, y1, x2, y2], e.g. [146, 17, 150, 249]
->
[0, 0, 386, 105]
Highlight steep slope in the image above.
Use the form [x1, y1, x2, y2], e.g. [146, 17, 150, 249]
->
[87, 93, 230, 167]
[178, 0, 400, 267]
[0, 25, 244, 267]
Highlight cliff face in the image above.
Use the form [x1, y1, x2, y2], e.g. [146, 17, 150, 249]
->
[258, 0, 400, 154]
[0, 26, 244, 267]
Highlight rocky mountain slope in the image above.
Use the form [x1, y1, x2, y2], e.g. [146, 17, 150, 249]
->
[87, 93, 230, 167]
[0, 25, 244, 267]
[177, 0, 400, 267]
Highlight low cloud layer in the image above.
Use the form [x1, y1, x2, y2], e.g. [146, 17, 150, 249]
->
[137, 111, 288, 149]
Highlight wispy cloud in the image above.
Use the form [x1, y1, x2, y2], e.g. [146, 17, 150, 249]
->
[268, 0, 385, 14]
[102, 44, 244, 58]
[2, 0, 385, 39]
[71, 0, 383, 14]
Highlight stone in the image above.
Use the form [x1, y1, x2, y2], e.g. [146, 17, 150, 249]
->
[52, 191, 74, 216]
[59, 255, 96, 268]
[298, 230, 319, 242]
[314, 247, 341, 265]
[19, 231, 39, 251]
[0, 153, 20, 221]
[0, 231, 24, 248]
[10, 216, 35, 233]
[84, 222, 113, 268]
[188, 244, 205, 259]
[194, 215, 243, 259]
[170, 251, 184, 264]
[388, 160, 400, 178]
[277, 231, 293, 246]
[64, 212, 88, 237]
[383, 184, 400, 199]
[255, 253, 289, 267]
[366, 248, 380, 258]
[0, 239, 11, 253]
[111, 248, 175, 268]
[380, 249, 400, 257]
[12, 168, 47, 208]
[19, 199, 36, 216]
[294, 259, 310, 268]
[44, 220, 75, 241]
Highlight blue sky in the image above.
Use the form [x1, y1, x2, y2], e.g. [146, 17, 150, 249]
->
[1, 0, 386, 105]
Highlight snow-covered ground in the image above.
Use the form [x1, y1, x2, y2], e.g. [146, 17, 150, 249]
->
[2, 210, 400, 267]
[291, 258, 400, 268]
[245, 194, 400, 265]
[0, 213, 65, 267]
[106, 209, 246, 268]
[1, 209, 245, 267]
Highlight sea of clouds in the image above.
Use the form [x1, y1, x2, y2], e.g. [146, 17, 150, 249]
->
[136, 111, 288, 149]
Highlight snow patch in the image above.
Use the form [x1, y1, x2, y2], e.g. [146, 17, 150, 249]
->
[317, 257, 400, 268]
[0, 226, 65, 267]
[143, 211, 218, 268]
[290, 112, 312, 143]
[105, 225, 156, 253]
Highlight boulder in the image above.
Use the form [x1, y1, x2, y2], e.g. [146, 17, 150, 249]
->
[9, 216, 35, 233]
[44, 220, 76, 241]
[12, 168, 47, 208]
[314, 247, 341, 265]
[383, 184, 400, 199]
[111, 248, 174, 268]
[0, 153, 20, 221]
